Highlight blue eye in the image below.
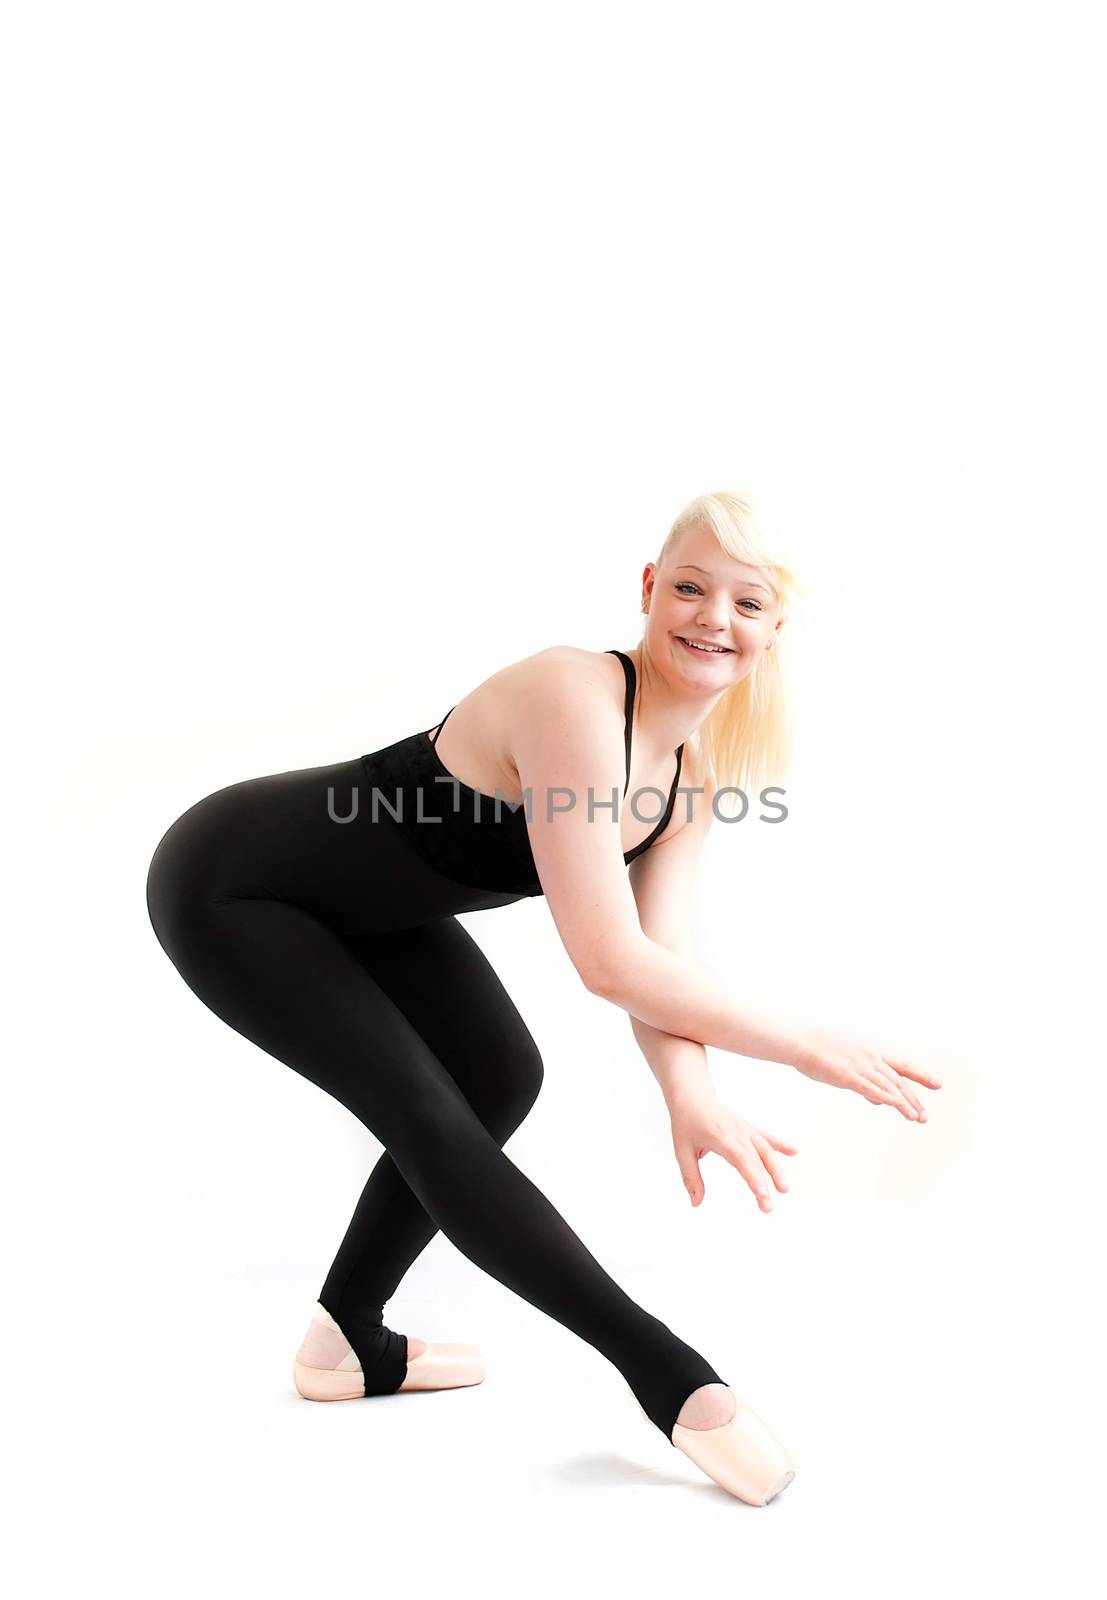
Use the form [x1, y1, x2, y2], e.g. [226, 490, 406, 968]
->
[675, 582, 762, 613]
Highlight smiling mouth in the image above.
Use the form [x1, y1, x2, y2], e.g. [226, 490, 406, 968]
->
[676, 635, 733, 655]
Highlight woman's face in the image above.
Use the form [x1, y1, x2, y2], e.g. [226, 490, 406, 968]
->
[641, 521, 785, 689]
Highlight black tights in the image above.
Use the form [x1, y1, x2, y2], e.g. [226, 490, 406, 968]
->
[145, 757, 725, 1441]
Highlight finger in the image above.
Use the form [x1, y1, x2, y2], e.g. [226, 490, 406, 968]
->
[675, 1144, 705, 1207]
[862, 1068, 919, 1119]
[882, 1055, 943, 1091]
[754, 1125, 800, 1155]
[873, 1066, 924, 1119]
[722, 1143, 774, 1211]
[750, 1132, 791, 1193]
[857, 1076, 916, 1118]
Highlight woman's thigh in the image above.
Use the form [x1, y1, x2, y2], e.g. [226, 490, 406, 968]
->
[147, 881, 464, 1129]
[336, 919, 545, 1136]
[146, 765, 543, 1139]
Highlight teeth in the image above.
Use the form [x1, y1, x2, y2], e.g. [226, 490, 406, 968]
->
[680, 637, 729, 653]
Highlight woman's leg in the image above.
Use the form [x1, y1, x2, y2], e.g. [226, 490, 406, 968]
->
[314, 919, 546, 1384]
[147, 886, 725, 1441]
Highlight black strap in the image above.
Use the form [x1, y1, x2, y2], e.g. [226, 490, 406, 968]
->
[605, 649, 634, 796]
[428, 706, 454, 746]
[433, 658, 676, 813]
[671, 743, 685, 801]
[624, 742, 686, 860]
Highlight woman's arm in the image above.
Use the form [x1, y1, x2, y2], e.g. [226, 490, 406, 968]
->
[624, 748, 717, 1107]
[630, 1012, 715, 1108]
[511, 655, 808, 1061]
[512, 654, 938, 1119]
[627, 792, 799, 1210]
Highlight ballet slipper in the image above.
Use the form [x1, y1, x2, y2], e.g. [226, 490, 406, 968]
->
[628, 1386, 796, 1506]
[293, 1302, 487, 1401]
[396, 1343, 487, 1392]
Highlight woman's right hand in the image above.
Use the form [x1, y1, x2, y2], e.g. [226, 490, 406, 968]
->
[792, 1029, 942, 1120]
[669, 1089, 798, 1211]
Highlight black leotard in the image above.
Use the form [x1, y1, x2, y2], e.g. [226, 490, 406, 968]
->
[360, 648, 685, 897]
[145, 647, 722, 1443]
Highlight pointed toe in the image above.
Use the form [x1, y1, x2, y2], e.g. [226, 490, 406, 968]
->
[671, 1397, 796, 1506]
[628, 1384, 796, 1506]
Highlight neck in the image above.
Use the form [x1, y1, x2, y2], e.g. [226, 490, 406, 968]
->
[624, 642, 727, 760]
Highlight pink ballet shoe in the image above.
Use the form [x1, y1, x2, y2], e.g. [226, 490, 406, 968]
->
[629, 1386, 796, 1506]
[292, 1302, 487, 1402]
[396, 1343, 487, 1392]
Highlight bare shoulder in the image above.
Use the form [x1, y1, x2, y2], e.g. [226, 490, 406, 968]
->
[498, 645, 625, 725]
[445, 647, 626, 795]
[511, 643, 621, 682]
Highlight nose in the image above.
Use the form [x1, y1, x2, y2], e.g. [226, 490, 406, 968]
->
[695, 594, 731, 630]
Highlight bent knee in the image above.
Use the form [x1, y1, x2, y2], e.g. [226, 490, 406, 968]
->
[502, 1031, 545, 1117]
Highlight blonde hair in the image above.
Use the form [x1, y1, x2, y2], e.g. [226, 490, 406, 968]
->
[651, 491, 803, 802]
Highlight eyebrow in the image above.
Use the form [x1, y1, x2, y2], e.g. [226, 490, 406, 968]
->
[675, 564, 772, 596]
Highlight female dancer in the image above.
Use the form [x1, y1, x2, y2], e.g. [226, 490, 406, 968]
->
[145, 491, 940, 1506]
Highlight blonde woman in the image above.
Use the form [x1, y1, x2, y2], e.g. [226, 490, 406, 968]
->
[145, 492, 939, 1505]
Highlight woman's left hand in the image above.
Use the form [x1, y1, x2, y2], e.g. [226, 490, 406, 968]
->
[669, 1091, 798, 1212]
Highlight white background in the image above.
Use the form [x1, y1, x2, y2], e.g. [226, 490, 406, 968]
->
[3, 3, 1103, 1596]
